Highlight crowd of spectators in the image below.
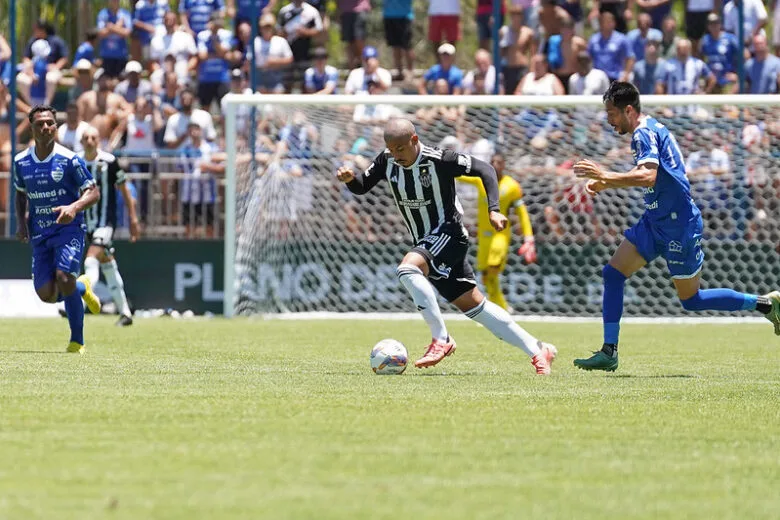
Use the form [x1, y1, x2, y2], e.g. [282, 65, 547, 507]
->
[0, 0, 778, 242]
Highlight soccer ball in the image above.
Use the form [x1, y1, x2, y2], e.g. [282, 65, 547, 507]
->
[370, 339, 408, 375]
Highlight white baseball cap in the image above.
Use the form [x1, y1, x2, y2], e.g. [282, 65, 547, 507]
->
[74, 59, 92, 71]
[31, 39, 51, 59]
[437, 43, 456, 55]
[124, 60, 143, 74]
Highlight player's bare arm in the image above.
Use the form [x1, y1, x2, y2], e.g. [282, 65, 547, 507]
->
[53, 185, 99, 225]
[574, 159, 658, 190]
[118, 182, 140, 242]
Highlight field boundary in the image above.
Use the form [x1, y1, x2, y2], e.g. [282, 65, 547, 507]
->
[258, 313, 767, 324]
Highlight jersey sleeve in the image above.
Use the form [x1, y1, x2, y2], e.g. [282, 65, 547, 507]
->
[440, 149, 473, 177]
[70, 155, 96, 192]
[109, 157, 127, 186]
[632, 128, 659, 167]
[13, 159, 26, 193]
[346, 151, 387, 194]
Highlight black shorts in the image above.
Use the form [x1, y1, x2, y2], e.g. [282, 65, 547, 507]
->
[183, 203, 215, 227]
[503, 65, 527, 95]
[197, 82, 229, 108]
[341, 11, 367, 42]
[102, 58, 128, 78]
[384, 17, 412, 49]
[411, 222, 476, 302]
[685, 10, 710, 41]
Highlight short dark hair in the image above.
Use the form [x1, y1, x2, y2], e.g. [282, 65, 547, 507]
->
[28, 104, 57, 123]
[85, 28, 98, 41]
[603, 81, 641, 112]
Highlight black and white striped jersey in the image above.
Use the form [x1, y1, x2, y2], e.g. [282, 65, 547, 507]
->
[79, 150, 126, 232]
[347, 144, 486, 243]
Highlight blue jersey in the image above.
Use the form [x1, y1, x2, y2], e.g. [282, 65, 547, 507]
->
[14, 144, 95, 244]
[304, 64, 339, 93]
[73, 42, 95, 64]
[133, 0, 170, 44]
[701, 31, 739, 86]
[180, 0, 224, 34]
[631, 116, 699, 226]
[197, 28, 233, 83]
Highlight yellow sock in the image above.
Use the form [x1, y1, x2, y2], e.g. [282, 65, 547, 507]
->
[484, 272, 508, 310]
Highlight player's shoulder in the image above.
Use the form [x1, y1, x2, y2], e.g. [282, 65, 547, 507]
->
[421, 144, 445, 161]
[14, 147, 33, 164]
[52, 143, 79, 160]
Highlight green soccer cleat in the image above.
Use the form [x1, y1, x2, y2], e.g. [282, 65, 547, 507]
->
[764, 291, 780, 336]
[574, 350, 619, 372]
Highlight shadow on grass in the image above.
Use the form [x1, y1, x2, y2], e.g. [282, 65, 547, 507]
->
[3, 350, 71, 355]
[608, 374, 699, 379]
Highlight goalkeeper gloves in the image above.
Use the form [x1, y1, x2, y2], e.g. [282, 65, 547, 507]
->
[518, 237, 537, 264]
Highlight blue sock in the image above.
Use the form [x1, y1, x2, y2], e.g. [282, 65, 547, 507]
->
[602, 264, 627, 345]
[76, 280, 86, 296]
[64, 291, 84, 345]
[681, 289, 758, 312]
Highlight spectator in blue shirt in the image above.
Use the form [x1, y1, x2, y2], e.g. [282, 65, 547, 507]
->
[700, 13, 740, 93]
[418, 43, 464, 94]
[132, 0, 170, 61]
[745, 34, 780, 93]
[304, 47, 339, 94]
[17, 20, 69, 103]
[587, 11, 634, 82]
[98, 0, 133, 77]
[631, 35, 665, 94]
[383, 0, 414, 80]
[180, 0, 225, 37]
[656, 38, 715, 94]
[227, 0, 278, 28]
[74, 29, 99, 64]
[197, 12, 234, 110]
[627, 12, 662, 61]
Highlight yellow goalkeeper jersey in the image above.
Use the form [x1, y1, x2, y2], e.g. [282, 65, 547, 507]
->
[459, 175, 526, 239]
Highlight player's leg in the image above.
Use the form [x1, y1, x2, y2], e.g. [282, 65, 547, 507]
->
[453, 287, 557, 375]
[32, 242, 58, 303]
[396, 251, 450, 345]
[483, 233, 510, 310]
[55, 269, 86, 353]
[93, 227, 132, 325]
[574, 237, 649, 372]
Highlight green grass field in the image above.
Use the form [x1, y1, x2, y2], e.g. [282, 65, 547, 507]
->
[1, 317, 779, 519]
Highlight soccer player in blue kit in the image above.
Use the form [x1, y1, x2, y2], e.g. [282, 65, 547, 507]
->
[14, 105, 102, 353]
[572, 82, 780, 372]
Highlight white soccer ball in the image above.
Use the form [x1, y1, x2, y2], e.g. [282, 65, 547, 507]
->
[370, 339, 408, 375]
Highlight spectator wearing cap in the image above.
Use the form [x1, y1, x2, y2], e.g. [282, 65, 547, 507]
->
[418, 43, 464, 95]
[253, 13, 294, 93]
[98, 0, 133, 78]
[179, 0, 225, 37]
[631, 35, 665, 94]
[57, 100, 90, 153]
[150, 10, 198, 85]
[115, 60, 154, 103]
[588, 0, 633, 34]
[428, 0, 461, 53]
[684, 0, 718, 47]
[700, 13, 740, 93]
[587, 11, 634, 82]
[627, 12, 663, 61]
[499, 5, 536, 95]
[304, 47, 339, 94]
[476, 0, 505, 50]
[568, 51, 610, 95]
[724, 0, 767, 46]
[18, 20, 69, 104]
[338, 0, 371, 69]
[227, 0, 278, 28]
[463, 49, 500, 94]
[197, 12, 234, 109]
[344, 46, 392, 94]
[69, 59, 96, 101]
[164, 87, 217, 148]
[222, 69, 253, 132]
[279, 0, 324, 90]
[656, 38, 715, 94]
[74, 29, 99, 64]
[383, 0, 415, 80]
[745, 34, 780, 93]
[132, 0, 170, 61]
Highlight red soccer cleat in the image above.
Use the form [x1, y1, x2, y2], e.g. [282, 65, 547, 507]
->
[531, 342, 557, 375]
[414, 336, 457, 368]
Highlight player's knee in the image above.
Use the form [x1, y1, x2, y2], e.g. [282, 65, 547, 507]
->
[36, 288, 57, 304]
[396, 263, 423, 280]
[602, 264, 627, 283]
[680, 291, 703, 311]
[54, 270, 75, 294]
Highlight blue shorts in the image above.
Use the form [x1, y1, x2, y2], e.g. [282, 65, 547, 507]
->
[624, 215, 705, 279]
[31, 231, 85, 291]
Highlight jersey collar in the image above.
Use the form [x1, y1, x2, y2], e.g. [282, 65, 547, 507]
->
[30, 145, 56, 163]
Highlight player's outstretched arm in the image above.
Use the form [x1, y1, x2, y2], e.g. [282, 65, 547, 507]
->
[574, 159, 657, 190]
[335, 153, 386, 195]
[53, 186, 99, 225]
[119, 182, 141, 243]
[463, 157, 508, 232]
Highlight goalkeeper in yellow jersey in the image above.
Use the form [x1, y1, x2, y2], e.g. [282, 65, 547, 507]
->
[459, 153, 536, 310]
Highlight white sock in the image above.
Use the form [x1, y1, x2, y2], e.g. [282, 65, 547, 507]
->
[465, 299, 541, 357]
[396, 263, 449, 342]
[101, 259, 131, 317]
[84, 256, 100, 286]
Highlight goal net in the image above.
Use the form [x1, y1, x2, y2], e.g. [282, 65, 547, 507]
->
[223, 94, 780, 317]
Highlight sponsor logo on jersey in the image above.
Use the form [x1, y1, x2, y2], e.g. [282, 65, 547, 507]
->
[35, 206, 53, 215]
[668, 241, 683, 253]
[51, 166, 64, 183]
[645, 201, 658, 210]
[457, 154, 471, 172]
[419, 166, 431, 188]
[398, 198, 431, 209]
[28, 190, 58, 200]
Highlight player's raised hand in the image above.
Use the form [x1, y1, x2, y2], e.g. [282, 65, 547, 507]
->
[574, 159, 606, 181]
[585, 179, 609, 196]
[518, 238, 537, 264]
[335, 165, 355, 183]
[489, 211, 508, 232]
[15, 223, 28, 243]
[52, 204, 77, 224]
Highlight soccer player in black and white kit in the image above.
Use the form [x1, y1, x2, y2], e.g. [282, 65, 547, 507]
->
[79, 126, 140, 326]
[336, 119, 558, 374]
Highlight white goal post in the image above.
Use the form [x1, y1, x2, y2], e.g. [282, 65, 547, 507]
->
[222, 94, 780, 317]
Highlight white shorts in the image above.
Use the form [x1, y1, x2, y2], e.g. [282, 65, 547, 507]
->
[90, 226, 114, 248]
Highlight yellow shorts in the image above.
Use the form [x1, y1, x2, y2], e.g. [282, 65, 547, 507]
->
[476, 232, 510, 272]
